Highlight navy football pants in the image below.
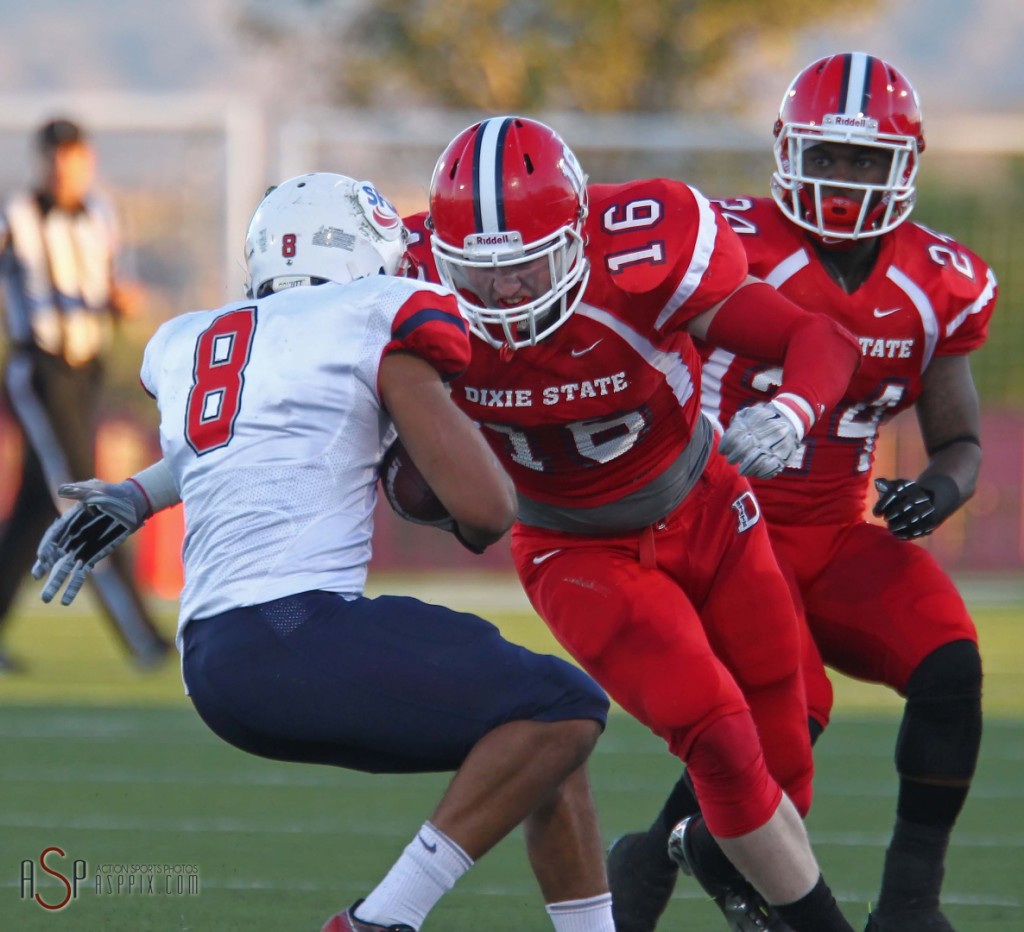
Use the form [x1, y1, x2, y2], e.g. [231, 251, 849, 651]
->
[182, 589, 609, 774]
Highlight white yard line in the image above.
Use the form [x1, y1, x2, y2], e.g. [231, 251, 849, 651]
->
[2, 812, 1022, 852]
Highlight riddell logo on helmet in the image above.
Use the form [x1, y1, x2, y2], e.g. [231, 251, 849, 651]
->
[823, 114, 879, 132]
[468, 233, 518, 246]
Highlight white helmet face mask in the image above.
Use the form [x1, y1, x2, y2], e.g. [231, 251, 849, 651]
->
[431, 226, 589, 350]
[244, 173, 408, 298]
[772, 123, 918, 241]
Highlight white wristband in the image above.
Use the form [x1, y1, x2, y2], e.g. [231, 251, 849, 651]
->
[771, 393, 815, 440]
[129, 459, 181, 515]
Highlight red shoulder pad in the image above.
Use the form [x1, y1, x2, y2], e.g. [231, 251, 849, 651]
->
[585, 179, 748, 333]
[709, 196, 802, 277]
[383, 286, 471, 381]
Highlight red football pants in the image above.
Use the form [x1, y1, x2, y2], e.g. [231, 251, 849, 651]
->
[512, 451, 813, 832]
[765, 520, 978, 729]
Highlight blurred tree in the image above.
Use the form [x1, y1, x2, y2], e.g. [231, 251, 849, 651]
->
[238, 0, 874, 114]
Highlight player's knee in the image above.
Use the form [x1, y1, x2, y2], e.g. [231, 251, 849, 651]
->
[556, 717, 603, 756]
[786, 777, 813, 818]
[528, 717, 603, 775]
[549, 661, 611, 729]
[684, 712, 783, 838]
[905, 639, 982, 700]
[898, 640, 982, 782]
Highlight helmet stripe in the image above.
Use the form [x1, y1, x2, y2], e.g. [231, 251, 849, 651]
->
[473, 117, 512, 233]
[843, 51, 871, 115]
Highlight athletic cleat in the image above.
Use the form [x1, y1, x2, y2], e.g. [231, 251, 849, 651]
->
[320, 901, 416, 932]
[668, 817, 792, 931]
[606, 832, 679, 932]
[865, 910, 955, 931]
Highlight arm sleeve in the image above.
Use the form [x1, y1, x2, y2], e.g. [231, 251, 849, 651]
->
[128, 459, 181, 515]
[705, 280, 861, 433]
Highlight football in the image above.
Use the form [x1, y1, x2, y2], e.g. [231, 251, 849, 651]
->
[379, 438, 451, 526]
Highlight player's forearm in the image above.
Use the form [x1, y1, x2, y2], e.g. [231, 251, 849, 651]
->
[704, 280, 861, 433]
[773, 313, 861, 432]
[915, 356, 983, 510]
[919, 440, 982, 509]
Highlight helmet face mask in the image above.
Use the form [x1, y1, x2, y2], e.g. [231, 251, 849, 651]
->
[244, 173, 408, 298]
[770, 52, 925, 243]
[432, 223, 587, 349]
[428, 116, 590, 350]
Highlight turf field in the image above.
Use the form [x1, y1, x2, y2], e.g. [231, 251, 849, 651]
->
[0, 574, 1022, 931]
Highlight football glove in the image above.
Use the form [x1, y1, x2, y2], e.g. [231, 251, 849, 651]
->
[719, 401, 802, 479]
[873, 475, 960, 540]
[32, 479, 151, 605]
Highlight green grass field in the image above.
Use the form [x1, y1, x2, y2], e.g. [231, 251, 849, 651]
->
[1, 574, 1022, 931]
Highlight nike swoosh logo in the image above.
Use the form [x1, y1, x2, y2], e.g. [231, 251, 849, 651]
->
[418, 834, 437, 853]
[872, 307, 901, 318]
[532, 549, 563, 565]
[571, 340, 602, 357]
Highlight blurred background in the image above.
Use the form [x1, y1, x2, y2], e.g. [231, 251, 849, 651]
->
[0, 0, 1022, 586]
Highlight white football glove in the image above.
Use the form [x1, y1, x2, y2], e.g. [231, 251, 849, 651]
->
[719, 401, 802, 479]
[32, 479, 151, 606]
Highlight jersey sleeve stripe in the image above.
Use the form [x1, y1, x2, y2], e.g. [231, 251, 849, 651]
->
[947, 266, 997, 337]
[654, 186, 719, 331]
[765, 249, 810, 289]
[393, 307, 468, 341]
[699, 346, 735, 427]
[887, 265, 939, 372]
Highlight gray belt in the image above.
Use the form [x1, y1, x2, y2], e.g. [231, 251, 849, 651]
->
[516, 414, 713, 534]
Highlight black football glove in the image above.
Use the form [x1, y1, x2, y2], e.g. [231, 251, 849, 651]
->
[872, 476, 960, 540]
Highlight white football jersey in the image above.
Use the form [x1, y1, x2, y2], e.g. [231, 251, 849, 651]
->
[140, 276, 469, 640]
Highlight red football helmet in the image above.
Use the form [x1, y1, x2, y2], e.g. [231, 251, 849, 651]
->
[428, 116, 590, 350]
[771, 52, 925, 241]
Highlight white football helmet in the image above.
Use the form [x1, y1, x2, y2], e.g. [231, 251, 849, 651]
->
[244, 173, 409, 298]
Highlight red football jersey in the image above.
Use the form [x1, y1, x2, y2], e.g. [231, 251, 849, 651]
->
[701, 196, 997, 525]
[408, 179, 748, 507]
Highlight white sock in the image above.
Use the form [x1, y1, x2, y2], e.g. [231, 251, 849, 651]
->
[546, 893, 616, 932]
[356, 821, 473, 929]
